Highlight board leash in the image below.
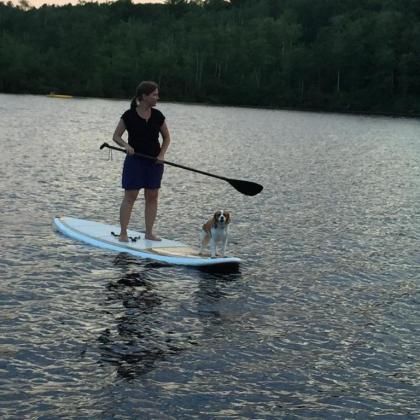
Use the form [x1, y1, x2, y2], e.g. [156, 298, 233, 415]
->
[110, 231, 142, 242]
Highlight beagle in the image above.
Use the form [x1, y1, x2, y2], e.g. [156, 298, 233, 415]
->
[199, 210, 231, 258]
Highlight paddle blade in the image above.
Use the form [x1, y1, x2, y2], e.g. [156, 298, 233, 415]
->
[228, 178, 263, 196]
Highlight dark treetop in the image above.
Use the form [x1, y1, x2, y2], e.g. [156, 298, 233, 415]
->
[1, 0, 419, 116]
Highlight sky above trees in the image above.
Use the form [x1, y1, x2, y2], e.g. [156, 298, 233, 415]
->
[10, 0, 163, 8]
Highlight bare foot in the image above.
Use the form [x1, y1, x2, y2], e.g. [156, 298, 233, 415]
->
[145, 233, 161, 241]
[118, 233, 129, 242]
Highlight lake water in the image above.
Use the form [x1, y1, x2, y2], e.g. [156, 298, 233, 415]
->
[0, 93, 419, 418]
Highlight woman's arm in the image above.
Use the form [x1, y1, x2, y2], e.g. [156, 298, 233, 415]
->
[112, 119, 134, 155]
[157, 121, 171, 162]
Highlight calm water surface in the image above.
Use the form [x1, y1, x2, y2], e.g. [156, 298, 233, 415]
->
[0, 93, 419, 418]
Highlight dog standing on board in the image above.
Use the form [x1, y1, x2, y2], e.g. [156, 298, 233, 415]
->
[199, 210, 231, 258]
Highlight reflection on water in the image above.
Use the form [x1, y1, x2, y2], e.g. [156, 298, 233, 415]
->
[1, 94, 419, 417]
[96, 254, 242, 381]
[100, 257, 177, 380]
[100, 271, 166, 380]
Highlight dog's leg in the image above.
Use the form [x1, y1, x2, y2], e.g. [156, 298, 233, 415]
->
[221, 234, 228, 257]
[198, 231, 204, 255]
[210, 238, 217, 258]
[199, 231, 209, 255]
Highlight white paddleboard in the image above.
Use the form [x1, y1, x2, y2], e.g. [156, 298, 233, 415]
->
[53, 216, 241, 267]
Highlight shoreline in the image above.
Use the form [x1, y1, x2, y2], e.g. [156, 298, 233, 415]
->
[2, 91, 419, 120]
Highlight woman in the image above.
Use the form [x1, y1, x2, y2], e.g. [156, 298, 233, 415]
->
[112, 81, 170, 242]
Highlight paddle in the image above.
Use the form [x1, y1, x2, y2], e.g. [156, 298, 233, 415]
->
[100, 142, 263, 196]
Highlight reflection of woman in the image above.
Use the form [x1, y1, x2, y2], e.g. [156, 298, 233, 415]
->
[101, 271, 164, 379]
[112, 81, 171, 242]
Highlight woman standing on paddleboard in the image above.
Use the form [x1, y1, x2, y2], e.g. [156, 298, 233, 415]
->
[112, 81, 171, 242]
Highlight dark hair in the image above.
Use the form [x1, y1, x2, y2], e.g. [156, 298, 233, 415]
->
[130, 81, 159, 109]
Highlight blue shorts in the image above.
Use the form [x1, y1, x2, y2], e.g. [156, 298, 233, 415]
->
[122, 155, 164, 190]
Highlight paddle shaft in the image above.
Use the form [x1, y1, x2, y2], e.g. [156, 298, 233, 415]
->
[102, 143, 231, 182]
[100, 142, 263, 196]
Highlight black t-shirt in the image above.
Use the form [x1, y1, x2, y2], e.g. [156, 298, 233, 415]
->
[121, 108, 165, 157]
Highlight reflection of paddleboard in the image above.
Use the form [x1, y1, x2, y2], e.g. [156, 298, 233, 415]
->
[54, 216, 241, 267]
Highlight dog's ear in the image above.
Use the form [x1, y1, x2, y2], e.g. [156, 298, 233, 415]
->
[214, 211, 221, 222]
[225, 211, 231, 223]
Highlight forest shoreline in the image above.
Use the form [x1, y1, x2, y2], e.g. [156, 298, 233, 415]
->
[37, 92, 420, 120]
[2, 1, 419, 118]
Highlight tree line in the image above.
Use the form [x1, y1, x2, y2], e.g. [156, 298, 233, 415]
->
[1, 0, 419, 115]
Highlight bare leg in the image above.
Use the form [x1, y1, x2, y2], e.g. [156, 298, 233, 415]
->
[144, 188, 161, 241]
[119, 189, 139, 242]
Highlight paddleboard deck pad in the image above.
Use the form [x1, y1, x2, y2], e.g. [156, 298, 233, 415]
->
[54, 216, 241, 267]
